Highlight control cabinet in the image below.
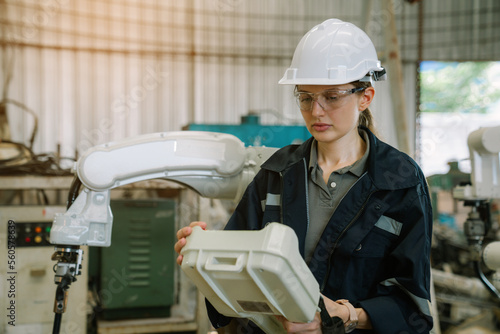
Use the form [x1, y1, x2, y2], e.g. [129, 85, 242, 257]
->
[91, 199, 177, 321]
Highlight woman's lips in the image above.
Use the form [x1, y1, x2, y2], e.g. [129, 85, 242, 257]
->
[312, 123, 331, 131]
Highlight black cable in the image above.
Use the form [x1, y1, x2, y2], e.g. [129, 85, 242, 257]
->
[474, 261, 500, 302]
[52, 313, 62, 334]
[52, 273, 75, 334]
[0, 100, 74, 177]
[38, 189, 49, 205]
[0, 140, 74, 176]
[67, 176, 82, 209]
[0, 140, 32, 164]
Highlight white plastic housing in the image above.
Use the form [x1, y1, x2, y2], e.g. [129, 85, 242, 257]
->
[50, 189, 113, 247]
[77, 131, 247, 192]
[181, 223, 320, 334]
[75, 131, 276, 199]
[483, 241, 500, 271]
[454, 126, 500, 200]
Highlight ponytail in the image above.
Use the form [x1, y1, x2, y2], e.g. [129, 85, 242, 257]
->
[352, 81, 377, 135]
[358, 107, 377, 134]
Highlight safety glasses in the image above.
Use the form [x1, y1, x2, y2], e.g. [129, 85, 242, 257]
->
[294, 87, 365, 111]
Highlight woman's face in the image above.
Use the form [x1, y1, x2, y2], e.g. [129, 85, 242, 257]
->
[297, 84, 372, 145]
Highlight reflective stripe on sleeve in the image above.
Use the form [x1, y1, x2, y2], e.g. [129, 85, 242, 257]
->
[380, 278, 432, 318]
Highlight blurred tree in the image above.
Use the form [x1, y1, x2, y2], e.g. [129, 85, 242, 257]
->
[420, 62, 500, 113]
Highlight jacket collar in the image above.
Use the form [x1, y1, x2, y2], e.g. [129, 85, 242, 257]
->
[261, 126, 420, 190]
[363, 127, 421, 190]
[260, 136, 314, 172]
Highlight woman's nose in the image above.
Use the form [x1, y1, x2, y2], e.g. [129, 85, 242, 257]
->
[311, 99, 326, 116]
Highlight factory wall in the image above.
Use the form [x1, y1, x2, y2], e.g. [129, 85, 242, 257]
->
[1, 0, 499, 162]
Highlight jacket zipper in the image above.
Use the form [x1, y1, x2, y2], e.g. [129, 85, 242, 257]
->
[319, 172, 374, 292]
[279, 158, 310, 233]
[303, 158, 310, 236]
[279, 171, 285, 225]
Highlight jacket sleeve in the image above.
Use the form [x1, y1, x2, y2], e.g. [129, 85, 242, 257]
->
[224, 171, 268, 231]
[358, 179, 434, 334]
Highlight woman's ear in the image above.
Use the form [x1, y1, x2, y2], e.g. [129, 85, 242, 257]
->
[359, 86, 375, 111]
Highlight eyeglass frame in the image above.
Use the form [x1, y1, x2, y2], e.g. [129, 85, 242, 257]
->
[293, 87, 366, 111]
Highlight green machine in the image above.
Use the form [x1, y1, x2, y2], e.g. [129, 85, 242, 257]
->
[89, 198, 177, 320]
[427, 161, 470, 223]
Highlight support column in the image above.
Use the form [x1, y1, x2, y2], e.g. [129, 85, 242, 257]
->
[382, 0, 410, 154]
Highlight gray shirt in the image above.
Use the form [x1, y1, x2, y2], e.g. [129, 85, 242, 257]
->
[304, 129, 370, 262]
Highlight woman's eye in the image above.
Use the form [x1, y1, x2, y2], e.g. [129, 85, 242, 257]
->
[300, 95, 313, 102]
[325, 93, 339, 101]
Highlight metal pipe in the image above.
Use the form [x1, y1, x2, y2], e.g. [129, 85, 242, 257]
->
[361, 0, 373, 33]
[431, 268, 493, 301]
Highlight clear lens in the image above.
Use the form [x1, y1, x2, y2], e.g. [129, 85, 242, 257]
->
[296, 93, 314, 110]
[295, 88, 364, 111]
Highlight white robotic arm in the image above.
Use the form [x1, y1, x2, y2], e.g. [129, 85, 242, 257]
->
[453, 125, 500, 201]
[50, 131, 277, 247]
[452, 125, 500, 301]
[49, 131, 279, 325]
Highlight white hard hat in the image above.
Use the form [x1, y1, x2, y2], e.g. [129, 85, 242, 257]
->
[279, 18, 386, 85]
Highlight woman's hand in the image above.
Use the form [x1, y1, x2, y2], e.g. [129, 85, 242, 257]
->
[321, 294, 349, 322]
[174, 221, 207, 265]
[275, 313, 322, 333]
[322, 294, 372, 330]
[274, 295, 355, 333]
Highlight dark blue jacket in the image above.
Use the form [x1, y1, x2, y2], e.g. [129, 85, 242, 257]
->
[208, 127, 434, 334]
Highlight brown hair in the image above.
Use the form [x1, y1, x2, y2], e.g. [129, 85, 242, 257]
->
[351, 81, 377, 135]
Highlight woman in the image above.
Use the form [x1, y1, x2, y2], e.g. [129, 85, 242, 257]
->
[175, 18, 433, 334]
